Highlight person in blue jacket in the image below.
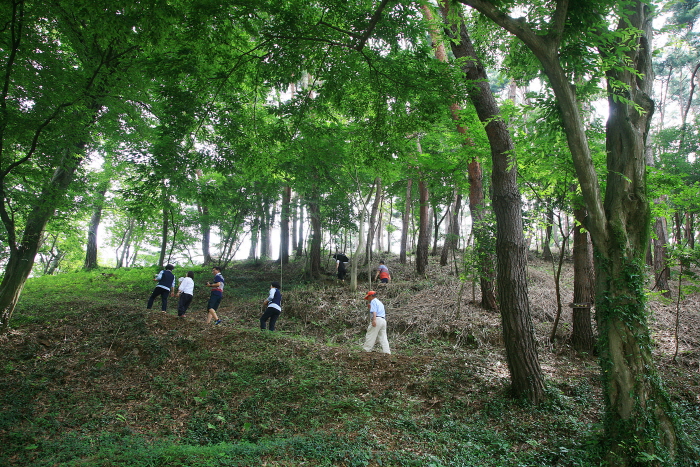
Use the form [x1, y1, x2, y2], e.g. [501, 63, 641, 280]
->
[147, 264, 176, 312]
[260, 281, 282, 331]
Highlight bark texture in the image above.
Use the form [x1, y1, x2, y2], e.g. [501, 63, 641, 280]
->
[571, 206, 595, 354]
[456, 0, 682, 461]
[308, 200, 322, 278]
[442, 6, 543, 402]
[415, 177, 430, 276]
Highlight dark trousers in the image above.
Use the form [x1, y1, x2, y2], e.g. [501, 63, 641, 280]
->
[177, 293, 193, 316]
[147, 287, 170, 311]
[260, 307, 281, 331]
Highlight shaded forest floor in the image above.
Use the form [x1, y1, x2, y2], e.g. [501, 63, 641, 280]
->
[1, 254, 699, 466]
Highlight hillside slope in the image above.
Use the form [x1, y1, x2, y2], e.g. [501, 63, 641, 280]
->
[1, 257, 698, 466]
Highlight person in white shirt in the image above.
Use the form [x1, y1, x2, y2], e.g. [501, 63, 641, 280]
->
[362, 290, 391, 354]
[176, 271, 195, 318]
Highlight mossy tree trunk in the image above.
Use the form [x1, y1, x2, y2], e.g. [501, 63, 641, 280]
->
[456, 0, 683, 461]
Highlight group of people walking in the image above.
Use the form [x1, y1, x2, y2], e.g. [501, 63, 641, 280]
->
[146, 265, 226, 325]
[145, 260, 392, 353]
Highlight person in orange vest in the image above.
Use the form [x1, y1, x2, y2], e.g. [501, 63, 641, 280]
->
[374, 260, 391, 284]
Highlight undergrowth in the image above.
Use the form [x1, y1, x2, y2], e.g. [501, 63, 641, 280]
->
[1, 259, 698, 466]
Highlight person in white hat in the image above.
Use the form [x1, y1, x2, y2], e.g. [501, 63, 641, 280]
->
[362, 291, 391, 354]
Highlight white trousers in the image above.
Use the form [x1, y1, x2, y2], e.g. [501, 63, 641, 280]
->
[363, 317, 391, 354]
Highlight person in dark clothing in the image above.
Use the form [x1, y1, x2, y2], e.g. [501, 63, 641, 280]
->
[147, 264, 175, 311]
[260, 281, 282, 331]
[205, 266, 225, 325]
[334, 254, 348, 281]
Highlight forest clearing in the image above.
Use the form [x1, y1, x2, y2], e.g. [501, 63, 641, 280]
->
[0, 255, 698, 466]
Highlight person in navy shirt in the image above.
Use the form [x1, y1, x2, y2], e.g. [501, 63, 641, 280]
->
[147, 264, 176, 312]
[205, 266, 224, 325]
[260, 281, 282, 331]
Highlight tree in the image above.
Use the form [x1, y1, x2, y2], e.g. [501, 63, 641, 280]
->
[83, 168, 111, 270]
[0, 0, 161, 333]
[456, 0, 686, 462]
[437, 3, 544, 402]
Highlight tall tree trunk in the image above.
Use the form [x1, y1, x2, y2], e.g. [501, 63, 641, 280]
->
[542, 205, 554, 261]
[431, 206, 448, 256]
[457, 0, 681, 460]
[195, 170, 212, 265]
[441, 8, 543, 402]
[571, 205, 596, 354]
[0, 148, 83, 334]
[291, 194, 298, 258]
[280, 185, 291, 264]
[440, 192, 462, 267]
[266, 203, 276, 258]
[400, 178, 412, 264]
[260, 201, 270, 259]
[200, 205, 212, 264]
[296, 202, 305, 257]
[386, 196, 393, 254]
[427, 3, 496, 307]
[653, 212, 671, 298]
[308, 200, 322, 278]
[351, 211, 367, 292]
[248, 215, 259, 260]
[365, 177, 382, 265]
[416, 176, 430, 276]
[376, 194, 384, 253]
[158, 185, 169, 268]
[83, 180, 109, 270]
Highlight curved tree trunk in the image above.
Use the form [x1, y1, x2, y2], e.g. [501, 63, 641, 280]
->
[0, 149, 83, 334]
[441, 6, 543, 403]
[456, 0, 681, 460]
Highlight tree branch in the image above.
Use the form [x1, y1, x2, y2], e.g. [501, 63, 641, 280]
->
[356, 0, 392, 51]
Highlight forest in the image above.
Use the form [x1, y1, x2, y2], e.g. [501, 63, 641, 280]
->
[1, 0, 700, 466]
